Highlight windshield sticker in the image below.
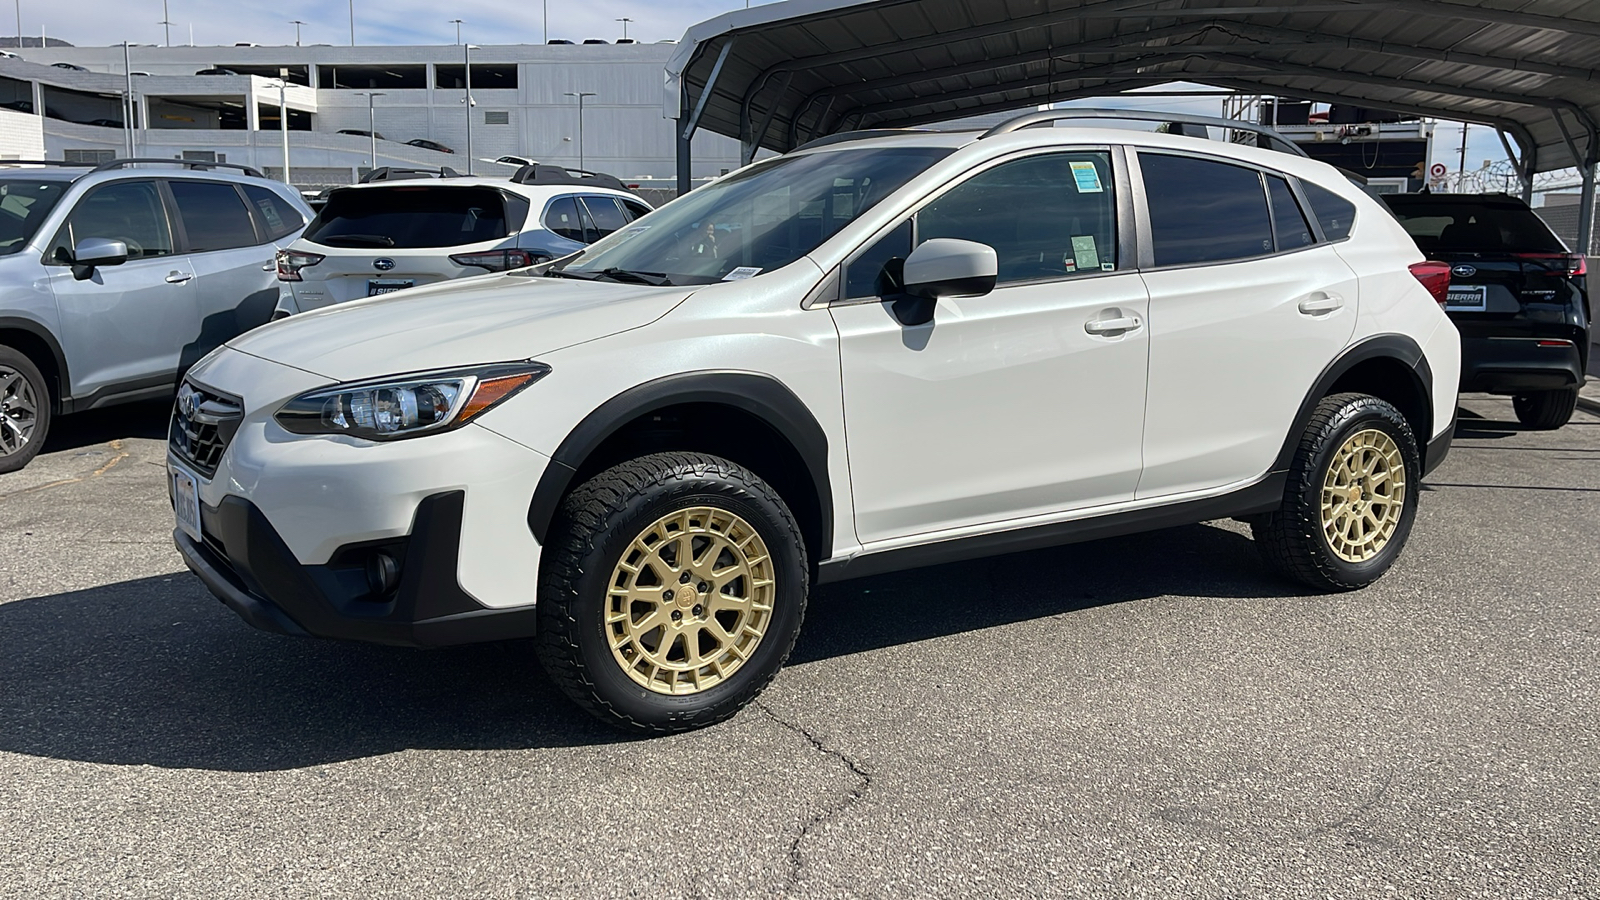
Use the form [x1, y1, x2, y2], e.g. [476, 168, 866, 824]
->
[1071, 235, 1100, 271]
[722, 266, 763, 281]
[1069, 161, 1104, 193]
[1062, 256, 1077, 273]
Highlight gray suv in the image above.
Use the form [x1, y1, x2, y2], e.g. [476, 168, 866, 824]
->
[0, 159, 310, 472]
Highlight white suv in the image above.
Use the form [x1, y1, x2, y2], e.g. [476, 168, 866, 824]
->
[273, 166, 652, 316]
[169, 110, 1461, 734]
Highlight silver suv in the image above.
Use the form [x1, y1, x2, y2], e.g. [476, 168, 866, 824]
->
[0, 159, 310, 472]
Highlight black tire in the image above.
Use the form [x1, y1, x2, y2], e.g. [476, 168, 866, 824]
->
[0, 346, 50, 475]
[1252, 392, 1421, 592]
[1511, 387, 1578, 430]
[535, 451, 809, 734]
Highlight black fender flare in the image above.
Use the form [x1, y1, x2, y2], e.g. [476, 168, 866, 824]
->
[1271, 333, 1433, 475]
[0, 315, 70, 406]
[527, 370, 833, 557]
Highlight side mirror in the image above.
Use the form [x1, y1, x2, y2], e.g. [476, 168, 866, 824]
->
[70, 237, 129, 281]
[891, 238, 997, 326]
[902, 238, 997, 300]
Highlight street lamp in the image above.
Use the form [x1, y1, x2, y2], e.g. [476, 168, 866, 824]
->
[289, 19, 305, 46]
[276, 68, 291, 187]
[463, 44, 477, 175]
[616, 17, 633, 41]
[160, 0, 172, 46]
[356, 91, 384, 168]
[449, 18, 462, 44]
[565, 91, 596, 171]
[348, 0, 355, 46]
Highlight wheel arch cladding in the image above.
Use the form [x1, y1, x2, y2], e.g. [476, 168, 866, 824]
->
[527, 371, 833, 567]
[0, 319, 69, 410]
[1274, 334, 1433, 475]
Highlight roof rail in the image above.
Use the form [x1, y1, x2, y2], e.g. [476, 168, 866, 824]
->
[358, 165, 462, 183]
[793, 128, 933, 153]
[509, 164, 631, 192]
[90, 157, 268, 177]
[982, 108, 1309, 159]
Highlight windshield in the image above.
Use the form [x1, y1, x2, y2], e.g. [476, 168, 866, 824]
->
[557, 146, 953, 284]
[0, 179, 69, 256]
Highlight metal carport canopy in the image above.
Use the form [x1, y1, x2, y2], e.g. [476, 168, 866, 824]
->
[665, 0, 1600, 246]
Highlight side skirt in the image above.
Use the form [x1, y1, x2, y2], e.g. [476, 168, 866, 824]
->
[816, 474, 1286, 585]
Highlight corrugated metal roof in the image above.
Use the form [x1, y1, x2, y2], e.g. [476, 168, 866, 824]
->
[665, 0, 1600, 172]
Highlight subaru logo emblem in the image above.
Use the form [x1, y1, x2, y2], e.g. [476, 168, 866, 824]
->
[176, 384, 200, 419]
[373, 258, 396, 271]
[1452, 264, 1477, 278]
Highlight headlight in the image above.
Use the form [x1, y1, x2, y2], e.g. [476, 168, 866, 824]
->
[274, 361, 550, 440]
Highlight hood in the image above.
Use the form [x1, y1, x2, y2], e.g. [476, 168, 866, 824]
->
[227, 272, 694, 381]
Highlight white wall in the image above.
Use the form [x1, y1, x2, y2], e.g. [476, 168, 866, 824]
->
[0, 107, 45, 158]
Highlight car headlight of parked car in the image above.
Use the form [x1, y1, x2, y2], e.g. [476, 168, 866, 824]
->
[274, 362, 550, 441]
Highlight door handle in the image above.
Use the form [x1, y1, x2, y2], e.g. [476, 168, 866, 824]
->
[1084, 314, 1142, 335]
[165, 272, 194, 284]
[261, 263, 276, 272]
[1297, 293, 1343, 314]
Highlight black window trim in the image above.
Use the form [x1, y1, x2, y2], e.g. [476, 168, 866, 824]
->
[1132, 148, 1347, 273]
[162, 177, 268, 253]
[826, 144, 1137, 307]
[42, 176, 178, 266]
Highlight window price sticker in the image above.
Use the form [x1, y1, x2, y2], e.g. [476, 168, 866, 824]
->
[1069, 161, 1104, 193]
[722, 266, 763, 281]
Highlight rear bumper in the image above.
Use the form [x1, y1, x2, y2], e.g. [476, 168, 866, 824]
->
[174, 490, 539, 648]
[1424, 409, 1456, 476]
[1460, 336, 1585, 393]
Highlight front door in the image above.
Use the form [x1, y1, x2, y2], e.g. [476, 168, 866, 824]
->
[830, 150, 1151, 546]
[45, 179, 196, 399]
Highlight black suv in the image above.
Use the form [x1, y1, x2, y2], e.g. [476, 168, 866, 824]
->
[1382, 193, 1589, 428]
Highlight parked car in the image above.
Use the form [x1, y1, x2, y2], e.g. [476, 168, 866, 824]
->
[50, 62, 88, 72]
[272, 166, 651, 316]
[1, 99, 33, 113]
[1381, 192, 1590, 428]
[338, 128, 386, 140]
[171, 112, 1460, 733]
[405, 138, 455, 154]
[81, 118, 124, 128]
[194, 67, 239, 76]
[0, 158, 311, 472]
[0, 50, 21, 60]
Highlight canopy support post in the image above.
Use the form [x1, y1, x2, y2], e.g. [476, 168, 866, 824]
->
[676, 82, 692, 197]
[1580, 163, 1596, 257]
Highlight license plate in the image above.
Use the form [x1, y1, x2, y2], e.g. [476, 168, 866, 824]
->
[368, 279, 414, 296]
[1446, 284, 1487, 310]
[171, 461, 203, 543]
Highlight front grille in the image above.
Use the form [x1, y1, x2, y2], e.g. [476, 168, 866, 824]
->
[169, 381, 243, 478]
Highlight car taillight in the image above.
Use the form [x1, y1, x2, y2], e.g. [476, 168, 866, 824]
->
[449, 249, 533, 272]
[276, 249, 325, 282]
[1513, 252, 1586, 276]
[1408, 260, 1453, 305]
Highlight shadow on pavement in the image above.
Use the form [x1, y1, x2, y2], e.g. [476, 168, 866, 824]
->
[0, 521, 1280, 772]
[42, 398, 171, 453]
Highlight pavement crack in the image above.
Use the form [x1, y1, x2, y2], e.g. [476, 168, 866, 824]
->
[757, 703, 872, 894]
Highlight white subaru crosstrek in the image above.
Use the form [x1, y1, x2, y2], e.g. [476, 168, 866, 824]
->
[170, 111, 1461, 733]
[273, 166, 652, 317]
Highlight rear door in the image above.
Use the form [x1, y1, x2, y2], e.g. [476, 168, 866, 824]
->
[297, 185, 519, 304]
[166, 179, 285, 369]
[1134, 152, 1359, 499]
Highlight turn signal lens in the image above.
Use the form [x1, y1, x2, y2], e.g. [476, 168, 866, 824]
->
[449, 249, 534, 271]
[275, 362, 551, 441]
[1408, 260, 1453, 305]
[276, 249, 325, 281]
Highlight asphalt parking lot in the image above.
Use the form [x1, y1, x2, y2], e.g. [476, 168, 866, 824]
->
[2, 394, 1597, 899]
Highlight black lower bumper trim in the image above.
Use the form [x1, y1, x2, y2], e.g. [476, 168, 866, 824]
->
[174, 490, 538, 648]
[1424, 410, 1456, 476]
[1460, 337, 1584, 394]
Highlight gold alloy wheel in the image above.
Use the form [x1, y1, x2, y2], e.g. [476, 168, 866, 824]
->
[1320, 428, 1407, 563]
[605, 506, 775, 695]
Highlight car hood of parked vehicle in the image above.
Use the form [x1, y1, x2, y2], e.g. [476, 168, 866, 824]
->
[225, 273, 696, 383]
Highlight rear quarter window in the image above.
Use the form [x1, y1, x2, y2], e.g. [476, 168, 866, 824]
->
[1301, 182, 1358, 242]
[304, 186, 511, 249]
[243, 184, 306, 240]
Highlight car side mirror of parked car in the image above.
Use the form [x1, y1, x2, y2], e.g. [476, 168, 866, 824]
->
[892, 238, 998, 326]
[70, 238, 130, 281]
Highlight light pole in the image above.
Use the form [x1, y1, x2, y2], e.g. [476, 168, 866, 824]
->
[449, 18, 462, 44]
[616, 17, 632, 41]
[463, 44, 477, 175]
[14, 0, 21, 53]
[348, 0, 355, 46]
[160, 0, 172, 46]
[565, 91, 596, 170]
[357, 91, 384, 169]
[122, 41, 135, 157]
[542, 0, 547, 43]
[289, 19, 305, 46]
[277, 69, 291, 186]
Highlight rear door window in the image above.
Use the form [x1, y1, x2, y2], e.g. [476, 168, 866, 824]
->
[304, 186, 510, 249]
[544, 196, 586, 242]
[581, 196, 629, 240]
[169, 180, 261, 251]
[242, 184, 305, 240]
[1140, 153, 1273, 267]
